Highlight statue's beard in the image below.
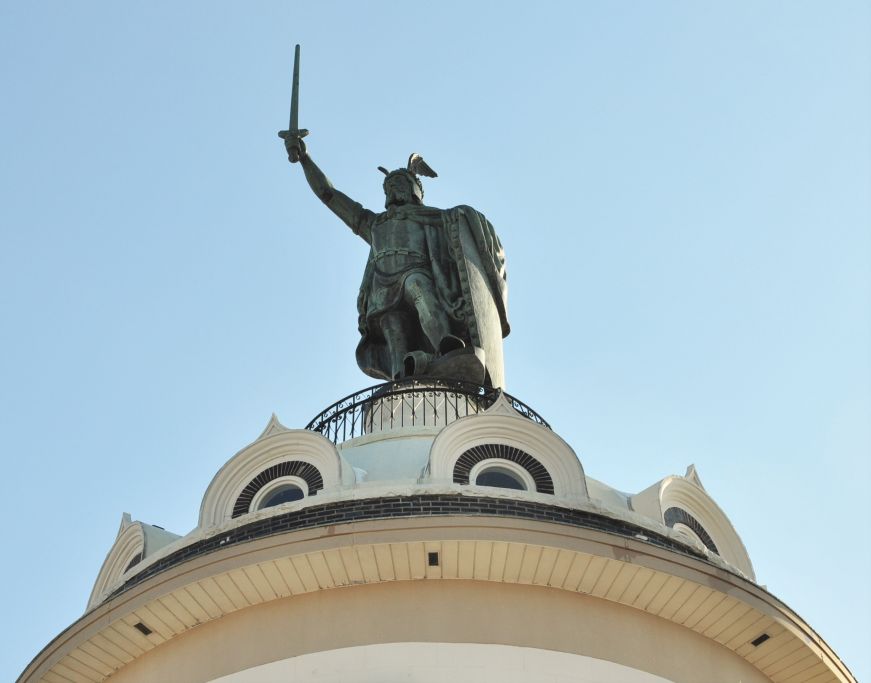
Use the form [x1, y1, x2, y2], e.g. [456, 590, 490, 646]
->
[386, 189, 410, 207]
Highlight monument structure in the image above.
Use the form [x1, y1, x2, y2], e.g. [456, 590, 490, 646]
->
[17, 46, 856, 683]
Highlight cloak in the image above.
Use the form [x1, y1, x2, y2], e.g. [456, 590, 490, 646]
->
[355, 205, 509, 387]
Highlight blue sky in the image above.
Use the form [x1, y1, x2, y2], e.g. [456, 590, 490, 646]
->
[1, 2, 868, 681]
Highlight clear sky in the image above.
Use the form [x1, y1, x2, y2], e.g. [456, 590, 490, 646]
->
[1, 2, 868, 681]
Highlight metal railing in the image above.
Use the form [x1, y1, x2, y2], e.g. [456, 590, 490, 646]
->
[305, 378, 550, 444]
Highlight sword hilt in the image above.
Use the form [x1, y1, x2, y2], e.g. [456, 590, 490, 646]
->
[278, 128, 310, 163]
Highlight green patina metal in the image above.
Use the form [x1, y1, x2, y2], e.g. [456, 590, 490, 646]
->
[279, 47, 509, 387]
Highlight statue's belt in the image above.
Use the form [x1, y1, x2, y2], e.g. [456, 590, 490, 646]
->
[371, 249, 430, 279]
[374, 248, 427, 260]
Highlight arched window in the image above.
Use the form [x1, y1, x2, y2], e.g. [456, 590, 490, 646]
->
[251, 476, 308, 511]
[476, 467, 525, 490]
[473, 463, 529, 490]
[260, 483, 304, 507]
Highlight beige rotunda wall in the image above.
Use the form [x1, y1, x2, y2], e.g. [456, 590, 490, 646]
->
[92, 581, 772, 683]
[209, 643, 678, 683]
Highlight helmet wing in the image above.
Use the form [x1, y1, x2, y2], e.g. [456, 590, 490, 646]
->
[407, 153, 438, 178]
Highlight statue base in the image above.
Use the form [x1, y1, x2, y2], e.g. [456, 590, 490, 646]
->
[404, 346, 487, 385]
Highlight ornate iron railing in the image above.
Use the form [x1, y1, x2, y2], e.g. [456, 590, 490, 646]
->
[305, 378, 550, 444]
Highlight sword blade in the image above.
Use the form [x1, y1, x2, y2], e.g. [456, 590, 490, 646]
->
[289, 44, 300, 132]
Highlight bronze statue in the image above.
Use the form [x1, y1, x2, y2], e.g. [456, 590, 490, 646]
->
[279, 47, 509, 387]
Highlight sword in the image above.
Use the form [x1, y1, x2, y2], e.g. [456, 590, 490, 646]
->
[282, 44, 309, 163]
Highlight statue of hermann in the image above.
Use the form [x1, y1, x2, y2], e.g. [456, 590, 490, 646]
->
[279, 47, 509, 388]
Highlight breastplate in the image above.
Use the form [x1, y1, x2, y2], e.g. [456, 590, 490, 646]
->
[372, 214, 429, 275]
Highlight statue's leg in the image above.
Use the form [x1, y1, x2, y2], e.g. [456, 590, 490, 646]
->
[379, 311, 410, 380]
[403, 273, 462, 355]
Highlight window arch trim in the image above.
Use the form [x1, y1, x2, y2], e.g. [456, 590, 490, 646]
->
[232, 461, 324, 518]
[453, 443, 554, 494]
[663, 506, 719, 554]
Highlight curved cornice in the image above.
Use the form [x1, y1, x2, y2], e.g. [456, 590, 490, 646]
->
[117, 495, 714, 597]
[21, 514, 854, 683]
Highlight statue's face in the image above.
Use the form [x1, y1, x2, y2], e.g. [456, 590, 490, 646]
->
[384, 174, 417, 207]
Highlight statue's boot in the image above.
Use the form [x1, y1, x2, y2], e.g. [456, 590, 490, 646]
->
[403, 350, 433, 378]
